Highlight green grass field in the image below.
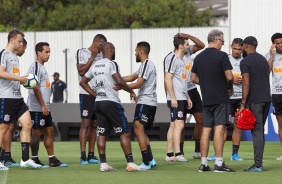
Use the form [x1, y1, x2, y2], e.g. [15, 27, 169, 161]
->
[1, 141, 282, 184]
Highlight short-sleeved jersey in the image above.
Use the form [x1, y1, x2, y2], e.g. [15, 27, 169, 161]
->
[191, 48, 232, 105]
[135, 59, 157, 106]
[27, 61, 52, 112]
[163, 52, 187, 100]
[265, 51, 282, 94]
[240, 52, 271, 104]
[51, 80, 67, 102]
[85, 58, 120, 103]
[229, 55, 242, 99]
[184, 45, 197, 91]
[0, 49, 22, 98]
[75, 48, 103, 94]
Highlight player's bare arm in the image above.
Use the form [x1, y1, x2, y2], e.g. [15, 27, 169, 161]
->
[77, 47, 98, 77]
[268, 44, 276, 72]
[175, 33, 205, 53]
[33, 85, 49, 115]
[123, 73, 138, 82]
[128, 77, 145, 89]
[0, 65, 27, 83]
[225, 69, 234, 96]
[165, 72, 177, 108]
[190, 72, 199, 84]
[112, 73, 137, 102]
[80, 76, 97, 97]
[238, 73, 250, 113]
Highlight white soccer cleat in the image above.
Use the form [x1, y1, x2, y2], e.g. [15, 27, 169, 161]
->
[165, 156, 176, 162]
[176, 155, 189, 162]
[100, 163, 116, 172]
[20, 159, 42, 169]
[0, 162, 9, 171]
[126, 162, 147, 172]
[193, 152, 201, 159]
[276, 155, 282, 161]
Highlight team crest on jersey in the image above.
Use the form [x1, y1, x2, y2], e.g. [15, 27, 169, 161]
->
[113, 127, 122, 133]
[40, 119, 45, 126]
[4, 114, 10, 122]
[97, 126, 105, 133]
[82, 110, 88, 116]
[178, 111, 183, 118]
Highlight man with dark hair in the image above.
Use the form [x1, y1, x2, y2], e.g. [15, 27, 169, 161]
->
[0, 38, 27, 167]
[51, 72, 68, 103]
[122, 41, 157, 170]
[238, 36, 271, 172]
[266, 32, 282, 160]
[164, 36, 192, 162]
[80, 42, 145, 172]
[191, 29, 235, 172]
[75, 34, 107, 165]
[27, 42, 67, 168]
[0, 30, 41, 170]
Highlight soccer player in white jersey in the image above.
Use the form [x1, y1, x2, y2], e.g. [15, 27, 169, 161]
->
[0, 30, 41, 170]
[80, 42, 146, 172]
[266, 33, 282, 160]
[0, 38, 27, 167]
[76, 34, 107, 165]
[163, 37, 193, 162]
[174, 33, 205, 159]
[27, 42, 67, 168]
[121, 41, 157, 170]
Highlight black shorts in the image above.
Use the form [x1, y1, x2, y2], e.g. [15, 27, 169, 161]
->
[94, 101, 129, 136]
[167, 100, 188, 121]
[230, 99, 241, 116]
[134, 104, 157, 129]
[203, 103, 231, 128]
[30, 112, 53, 129]
[0, 98, 28, 124]
[79, 94, 96, 120]
[272, 94, 282, 115]
[187, 88, 203, 114]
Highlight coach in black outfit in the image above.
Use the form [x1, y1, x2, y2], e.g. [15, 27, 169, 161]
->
[238, 36, 271, 172]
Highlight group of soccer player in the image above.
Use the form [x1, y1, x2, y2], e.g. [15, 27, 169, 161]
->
[1, 29, 282, 172]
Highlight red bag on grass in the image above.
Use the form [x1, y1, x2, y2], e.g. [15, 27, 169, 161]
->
[235, 109, 256, 130]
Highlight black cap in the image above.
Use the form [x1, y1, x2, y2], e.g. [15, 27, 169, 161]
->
[52, 72, 60, 77]
[243, 36, 258, 47]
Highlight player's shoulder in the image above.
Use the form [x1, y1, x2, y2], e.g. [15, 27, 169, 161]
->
[164, 52, 176, 62]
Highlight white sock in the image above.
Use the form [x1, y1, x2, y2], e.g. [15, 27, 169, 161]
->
[48, 155, 55, 158]
[215, 157, 223, 166]
[201, 157, 208, 166]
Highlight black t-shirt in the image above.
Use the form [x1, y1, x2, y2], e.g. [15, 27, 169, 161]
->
[240, 52, 271, 104]
[191, 48, 232, 105]
[51, 80, 67, 102]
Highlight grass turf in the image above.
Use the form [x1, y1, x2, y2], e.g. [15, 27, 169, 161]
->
[1, 141, 282, 184]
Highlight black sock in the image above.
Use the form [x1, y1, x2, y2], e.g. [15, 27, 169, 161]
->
[81, 151, 86, 159]
[147, 145, 153, 161]
[195, 139, 200, 152]
[88, 152, 94, 158]
[141, 150, 149, 165]
[4, 152, 11, 160]
[167, 152, 174, 157]
[0, 148, 4, 160]
[21, 142, 30, 161]
[232, 145, 239, 155]
[180, 142, 184, 155]
[99, 154, 106, 163]
[175, 152, 182, 157]
[125, 153, 134, 163]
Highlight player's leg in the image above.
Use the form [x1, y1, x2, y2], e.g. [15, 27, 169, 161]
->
[0, 123, 9, 170]
[79, 118, 91, 164]
[193, 112, 203, 159]
[272, 94, 282, 160]
[87, 119, 99, 164]
[2, 123, 19, 166]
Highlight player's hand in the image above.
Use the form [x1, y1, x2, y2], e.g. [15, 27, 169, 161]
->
[237, 105, 245, 114]
[91, 47, 98, 58]
[130, 92, 137, 103]
[42, 106, 49, 116]
[112, 84, 121, 91]
[270, 44, 276, 56]
[171, 98, 178, 108]
[228, 87, 234, 97]
[174, 33, 188, 38]
[234, 75, 242, 84]
[19, 75, 28, 84]
[187, 98, 193, 109]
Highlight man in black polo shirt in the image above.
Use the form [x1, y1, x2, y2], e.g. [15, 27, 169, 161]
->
[238, 36, 271, 172]
[51, 72, 68, 103]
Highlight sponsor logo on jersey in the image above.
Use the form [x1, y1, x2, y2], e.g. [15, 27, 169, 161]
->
[95, 64, 105, 68]
[274, 67, 282, 73]
[233, 72, 241, 77]
[46, 81, 50, 88]
[185, 62, 192, 71]
[12, 66, 20, 74]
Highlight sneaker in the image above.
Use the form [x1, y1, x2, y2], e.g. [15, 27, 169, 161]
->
[32, 157, 50, 169]
[4, 158, 20, 167]
[214, 163, 235, 172]
[231, 153, 243, 161]
[207, 154, 216, 161]
[49, 157, 68, 167]
[20, 159, 42, 169]
[176, 155, 188, 162]
[80, 157, 89, 165]
[165, 156, 176, 162]
[149, 158, 157, 168]
[276, 155, 282, 160]
[0, 162, 8, 170]
[193, 152, 201, 159]
[198, 164, 211, 172]
[126, 162, 147, 172]
[88, 156, 100, 164]
[139, 162, 151, 170]
[100, 163, 116, 172]
[243, 165, 263, 172]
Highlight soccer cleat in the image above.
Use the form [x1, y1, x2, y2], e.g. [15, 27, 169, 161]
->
[126, 162, 147, 172]
[193, 152, 201, 159]
[32, 157, 50, 169]
[139, 162, 151, 170]
[0, 162, 9, 170]
[4, 158, 20, 167]
[198, 164, 211, 172]
[231, 153, 243, 161]
[49, 157, 68, 167]
[207, 154, 216, 161]
[149, 158, 157, 168]
[100, 163, 116, 172]
[276, 155, 282, 160]
[20, 159, 42, 169]
[176, 155, 189, 162]
[165, 156, 176, 162]
[214, 163, 235, 172]
[243, 165, 263, 172]
[80, 157, 89, 165]
[88, 156, 100, 164]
